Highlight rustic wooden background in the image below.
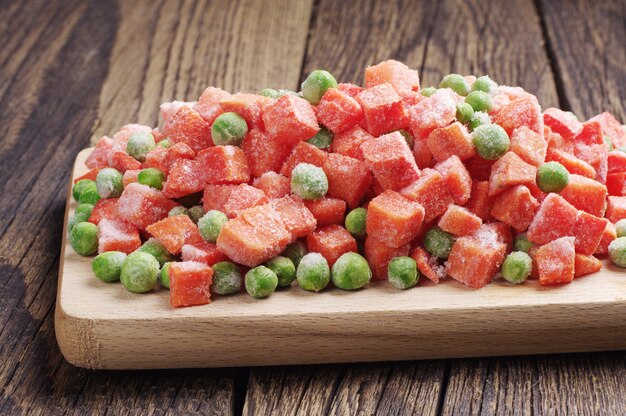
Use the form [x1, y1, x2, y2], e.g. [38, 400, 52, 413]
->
[1, 0, 625, 414]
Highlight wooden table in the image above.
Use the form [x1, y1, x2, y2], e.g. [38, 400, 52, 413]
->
[1, 0, 625, 414]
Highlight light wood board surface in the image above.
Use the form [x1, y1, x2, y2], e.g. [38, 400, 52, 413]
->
[56, 148, 626, 370]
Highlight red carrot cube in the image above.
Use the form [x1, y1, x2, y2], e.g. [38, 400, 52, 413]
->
[366, 190, 425, 248]
[356, 83, 407, 136]
[280, 141, 329, 177]
[146, 215, 204, 255]
[434, 155, 472, 205]
[163, 106, 213, 152]
[438, 205, 482, 236]
[488, 152, 537, 196]
[307, 225, 358, 266]
[241, 129, 292, 178]
[197, 145, 251, 185]
[426, 122, 476, 162]
[364, 237, 410, 280]
[559, 174, 607, 217]
[304, 197, 347, 227]
[169, 261, 214, 308]
[315, 88, 364, 133]
[535, 237, 575, 286]
[360, 131, 420, 191]
[399, 168, 454, 223]
[262, 95, 319, 146]
[323, 153, 372, 209]
[331, 126, 374, 160]
[526, 193, 578, 245]
[509, 126, 547, 167]
[572, 211, 606, 255]
[490, 185, 539, 232]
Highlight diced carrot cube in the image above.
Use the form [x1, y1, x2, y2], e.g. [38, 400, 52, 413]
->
[122, 169, 140, 187]
[574, 254, 602, 277]
[364, 60, 420, 97]
[163, 106, 213, 152]
[219, 93, 272, 129]
[595, 219, 616, 255]
[574, 143, 608, 183]
[315, 88, 364, 133]
[163, 142, 196, 174]
[509, 126, 547, 167]
[607, 150, 626, 174]
[479, 222, 514, 253]
[222, 184, 269, 218]
[445, 236, 506, 289]
[146, 215, 203, 255]
[142, 146, 169, 173]
[547, 149, 596, 179]
[364, 237, 410, 280]
[110, 151, 142, 173]
[197, 145, 250, 185]
[559, 174, 607, 217]
[262, 95, 319, 146]
[331, 126, 374, 160]
[366, 190, 425, 248]
[304, 197, 347, 227]
[490, 185, 539, 232]
[438, 205, 482, 236]
[307, 225, 357, 266]
[356, 83, 407, 136]
[466, 181, 493, 221]
[280, 141, 329, 177]
[465, 156, 495, 182]
[193, 86, 230, 124]
[162, 159, 206, 199]
[606, 172, 626, 196]
[360, 131, 420, 191]
[86, 136, 114, 169]
[583, 112, 626, 148]
[270, 195, 317, 239]
[526, 193, 578, 245]
[606, 196, 626, 223]
[239, 203, 292, 249]
[252, 172, 291, 199]
[97, 218, 141, 254]
[323, 153, 372, 209]
[410, 246, 445, 283]
[181, 242, 228, 266]
[412, 138, 435, 169]
[400, 168, 454, 223]
[116, 183, 177, 230]
[407, 89, 457, 140]
[493, 95, 543, 136]
[74, 167, 100, 184]
[88, 198, 119, 225]
[216, 217, 287, 267]
[337, 83, 364, 97]
[535, 237, 575, 286]
[543, 108, 583, 140]
[572, 211, 606, 255]
[169, 261, 213, 308]
[242, 129, 292, 178]
[488, 152, 537, 196]
[202, 184, 236, 212]
[426, 122, 476, 162]
[434, 155, 472, 205]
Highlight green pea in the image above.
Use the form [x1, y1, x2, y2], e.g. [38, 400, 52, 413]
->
[198, 210, 229, 243]
[469, 111, 491, 131]
[138, 168, 165, 190]
[423, 226, 455, 259]
[120, 252, 160, 293]
[345, 207, 367, 237]
[420, 87, 437, 97]
[266, 256, 297, 287]
[73, 179, 96, 202]
[615, 220, 626, 238]
[501, 251, 532, 284]
[92, 251, 126, 283]
[617, 145, 626, 154]
[157, 138, 172, 149]
[211, 112, 248, 146]
[259, 88, 281, 99]
[126, 131, 156, 162]
[96, 167, 124, 199]
[283, 241, 308, 268]
[307, 126, 333, 149]
[291, 163, 328, 200]
[513, 234, 533, 253]
[169, 206, 190, 218]
[245, 266, 278, 299]
[70, 222, 98, 256]
[465, 91, 494, 113]
[397, 129, 414, 148]
[439, 74, 470, 96]
[68, 203, 94, 234]
[76, 180, 101, 205]
[296, 253, 330, 292]
[160, 262, 171, 289]
[609, 237, 626, 267]
[456, 103, 474, 124]
[137, 238, 173, 266]
[472, 124, 510, 160]
[471, 75, 497, 94]
[276, 89, 298, 98]
[212, 261, 243, 295]
[301, 69, 337, 105]
[331, 252, 371, 290]
[387, 256, 419, 290]
[536, 162, 569, 193]
[188, 205, 205, 224]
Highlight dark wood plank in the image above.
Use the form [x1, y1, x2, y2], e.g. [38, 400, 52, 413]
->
[0, 0, 312, 414]
[537, 0, 625, 120]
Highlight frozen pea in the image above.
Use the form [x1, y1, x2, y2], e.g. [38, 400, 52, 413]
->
[301, 69, 337, 105]
[245, 266, 278, 299]
[456, 102, 474, 124]
[259, 88, 281, 99]
[120, 252, 159, 293]
[615, 219, 626, 238]
[331, 252, 371, 290]
[96, 167, 124, 199]
[68, 203, 94, 234]
[73, 179, 96, 202]
[283, 241, 307, 268]
[472, 124, 510, 160]
[501, 251, 532, 284]
[514, 234, 533, 253]
[469, 111, 491, 131]
[397, 129, 414, 148]
[276, 89, 298, 98]
[266, 256, 297, 287]
[138, 168, 165, 190]
[157, 138, 172, 149]
[211, 112, 248, 146]
[609, 237, 626, 268]
[307, 126, 333, 149]
[76, 180, 100, 205]
[420, 87, 437, 97]
[126, 131, 156, 162]
[70, 222, 98, 256]
[198, 210, 229, 243]
[439, 74, 470, 96]
[92, 251, 126, 283]
[169, 206, 190, 218]
[423, 226, 455, 259]
[536, 162, 569, 193]
[160, 262, 171, 289]
[296, 252, 330, 292]
[465, 91, 493, 113]
[345, 207, 367, 237]
[291, 163, 328, 200]
[137, 238, 173, 266]
[388, 256, 419, 290]
[471, 75, 497, 94]
[212, 261, 243, 295]
[188, 205, 205, 224]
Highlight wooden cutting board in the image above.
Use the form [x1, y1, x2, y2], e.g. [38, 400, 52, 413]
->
[56, 148, 626, 370]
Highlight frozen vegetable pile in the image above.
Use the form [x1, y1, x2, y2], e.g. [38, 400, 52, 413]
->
[68, 60, 626, 308]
